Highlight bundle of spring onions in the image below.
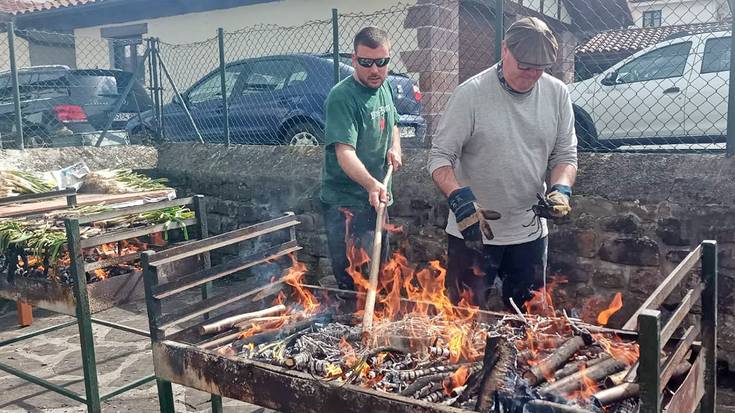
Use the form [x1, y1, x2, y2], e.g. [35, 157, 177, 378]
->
[79, 169, 169, 194]
[0, 171, 54, 197]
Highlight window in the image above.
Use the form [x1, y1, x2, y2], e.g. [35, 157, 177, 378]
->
[187, 65, 244, 104]
[111, 38, 143, 73]
[241, 60, 308, 94]
[642, 10, 662, 28]
[701, 37, 731, 74]
[615, 42, 691, 84]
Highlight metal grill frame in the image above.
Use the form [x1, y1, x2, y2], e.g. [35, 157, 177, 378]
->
[0, 192, 208, 413]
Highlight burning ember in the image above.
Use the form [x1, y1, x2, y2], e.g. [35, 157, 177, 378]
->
[204, 246, 644, 412]
[12, 238, 149, 284]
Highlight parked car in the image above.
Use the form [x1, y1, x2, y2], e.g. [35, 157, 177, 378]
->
[128, 53, 426, 146]
[0, 65, 152, 147]
[569, 30, 731, 148]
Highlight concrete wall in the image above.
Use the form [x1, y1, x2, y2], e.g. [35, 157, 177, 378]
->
[0, 145, 157, 171]
[153, 143, 735, 370]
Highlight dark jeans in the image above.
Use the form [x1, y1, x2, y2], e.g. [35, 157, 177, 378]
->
[322, 203, 390, 292]
[446, 234, 548, 310]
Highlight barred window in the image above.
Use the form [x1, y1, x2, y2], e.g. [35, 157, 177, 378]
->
[642, 10, 662, 28]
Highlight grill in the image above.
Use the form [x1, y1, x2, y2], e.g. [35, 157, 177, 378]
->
[140, 214, 717, 413]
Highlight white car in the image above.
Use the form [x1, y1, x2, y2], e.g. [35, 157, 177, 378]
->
[569, 30, 731, 148]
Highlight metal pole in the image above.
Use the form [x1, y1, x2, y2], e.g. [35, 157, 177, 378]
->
[94, 47, 151, 147]
[65, 218, 102, 413]
[332, 8, 340, 86]
[701, 240, 718, 413]
[726, 7, 735, 156]
[150, 38, 162, 137]
[495, 0, 504, 63]
[156, 46, 205, 143]
[7, 21, 24, 150]
[217, 28, 230, 146]
[638, 309, 661, 413]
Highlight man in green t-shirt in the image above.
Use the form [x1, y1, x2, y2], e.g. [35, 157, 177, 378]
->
[320, 26, 401, 302]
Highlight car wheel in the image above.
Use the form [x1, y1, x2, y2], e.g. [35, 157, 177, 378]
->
[284, 121, 323, 146]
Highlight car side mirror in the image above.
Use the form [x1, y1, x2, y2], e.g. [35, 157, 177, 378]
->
[601, 71, 618, 86]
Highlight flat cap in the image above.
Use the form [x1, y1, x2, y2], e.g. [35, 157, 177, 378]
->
[505, 17, 558, 69]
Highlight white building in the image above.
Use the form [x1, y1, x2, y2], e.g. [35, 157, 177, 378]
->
[628, 0, 731, 28]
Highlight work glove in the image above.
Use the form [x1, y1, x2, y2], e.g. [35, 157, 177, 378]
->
[448, 187, 501, 252]
[532, 184, 572, 219]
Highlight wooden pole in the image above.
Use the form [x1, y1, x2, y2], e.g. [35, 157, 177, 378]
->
[361, 165, 394, 335]
[197, 304, 286, 335]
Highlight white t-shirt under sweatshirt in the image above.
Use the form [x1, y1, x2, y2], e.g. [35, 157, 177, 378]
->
[427, 64, 578, 245]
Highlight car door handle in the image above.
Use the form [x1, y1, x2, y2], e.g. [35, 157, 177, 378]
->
[663, 87, 681, 94]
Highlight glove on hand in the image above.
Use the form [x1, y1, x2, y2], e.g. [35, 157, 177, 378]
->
[448, 187, 502, 251]
[533, 184, 572, 219]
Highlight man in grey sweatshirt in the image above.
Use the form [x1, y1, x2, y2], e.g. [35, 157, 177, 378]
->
[427, 17, 578, 310]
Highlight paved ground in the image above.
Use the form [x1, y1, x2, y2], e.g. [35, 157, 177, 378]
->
[0, 281, 734, 412]
[0, 280, 272, 413]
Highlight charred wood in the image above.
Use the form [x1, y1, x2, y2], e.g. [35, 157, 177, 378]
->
[525, 336, 586, 386]
[540, 357, 627, 396]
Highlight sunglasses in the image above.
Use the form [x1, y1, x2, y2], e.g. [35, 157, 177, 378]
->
[356, 57, 391, 68]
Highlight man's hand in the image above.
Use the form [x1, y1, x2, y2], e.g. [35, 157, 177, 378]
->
[534, 184, 572, 219]
[367, 179, 390, 209]
[448, 187, 501, 251]
[387, 147, 402, 171]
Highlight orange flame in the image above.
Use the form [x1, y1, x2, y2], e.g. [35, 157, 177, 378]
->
[597, 292, 623, 326]
[94, 268, 109, 280]
[443, 365, 470, 395]
[282, 255, 319, 314]
[568, 365, 599, 400]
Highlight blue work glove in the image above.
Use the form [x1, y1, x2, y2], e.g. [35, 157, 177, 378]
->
[448, 187, 501, 251]
[533, 184, 572, 219]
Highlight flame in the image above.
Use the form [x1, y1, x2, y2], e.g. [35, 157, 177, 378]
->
[383, 223, 404, 234]
[597, 292, 623, 326]
[443, 365, 470, 395]
[595, 333, 639, 365]
[325, 363, 343, 378]
[94, 268, 109, 280]
[568, 365, 599, 400]
[282, 255, 319, 314]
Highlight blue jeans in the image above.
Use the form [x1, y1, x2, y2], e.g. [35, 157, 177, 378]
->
[321, 203, 390, 292]
[446, 235, 548, 310]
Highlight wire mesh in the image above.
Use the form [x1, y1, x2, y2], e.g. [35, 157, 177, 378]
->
[0, 28, 152, 149]
[1, 0, 733, 152]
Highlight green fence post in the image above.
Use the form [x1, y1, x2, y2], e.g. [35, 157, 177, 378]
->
[727, 6, 735, 156]
[217, 28, 230, 146]
[150, 38, 162, 137]
[332, 8, 340, 86]
[495, 0, 504, 63]
[701, 240, 718, 413]
[7, 21, 24, 150]
[65, 218, 102, 413]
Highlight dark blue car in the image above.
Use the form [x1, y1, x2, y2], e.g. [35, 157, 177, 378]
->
[128, 53, 426, 146]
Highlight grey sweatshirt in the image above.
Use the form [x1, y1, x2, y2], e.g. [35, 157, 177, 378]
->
[427, 65, 577, 245]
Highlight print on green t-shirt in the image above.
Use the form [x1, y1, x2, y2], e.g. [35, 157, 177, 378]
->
[320, 76, 399, 208]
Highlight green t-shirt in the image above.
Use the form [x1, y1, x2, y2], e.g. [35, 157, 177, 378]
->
[320, 76, 399, 207]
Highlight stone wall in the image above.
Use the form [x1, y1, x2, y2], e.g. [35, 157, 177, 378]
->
[0, 146, 158, 172]
[155, 143, 735, 369]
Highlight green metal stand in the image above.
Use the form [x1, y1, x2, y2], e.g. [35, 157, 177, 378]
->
[0, 196, 204, 412]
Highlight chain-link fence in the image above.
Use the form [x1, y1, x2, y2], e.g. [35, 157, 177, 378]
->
[0, 24, 153, 149]
[1, 0, 734, 153]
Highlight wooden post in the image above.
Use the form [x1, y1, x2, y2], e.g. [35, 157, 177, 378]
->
[16, 300, 33, 327]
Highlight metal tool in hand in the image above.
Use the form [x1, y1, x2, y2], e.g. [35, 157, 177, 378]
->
[522, 192, 550, 237]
